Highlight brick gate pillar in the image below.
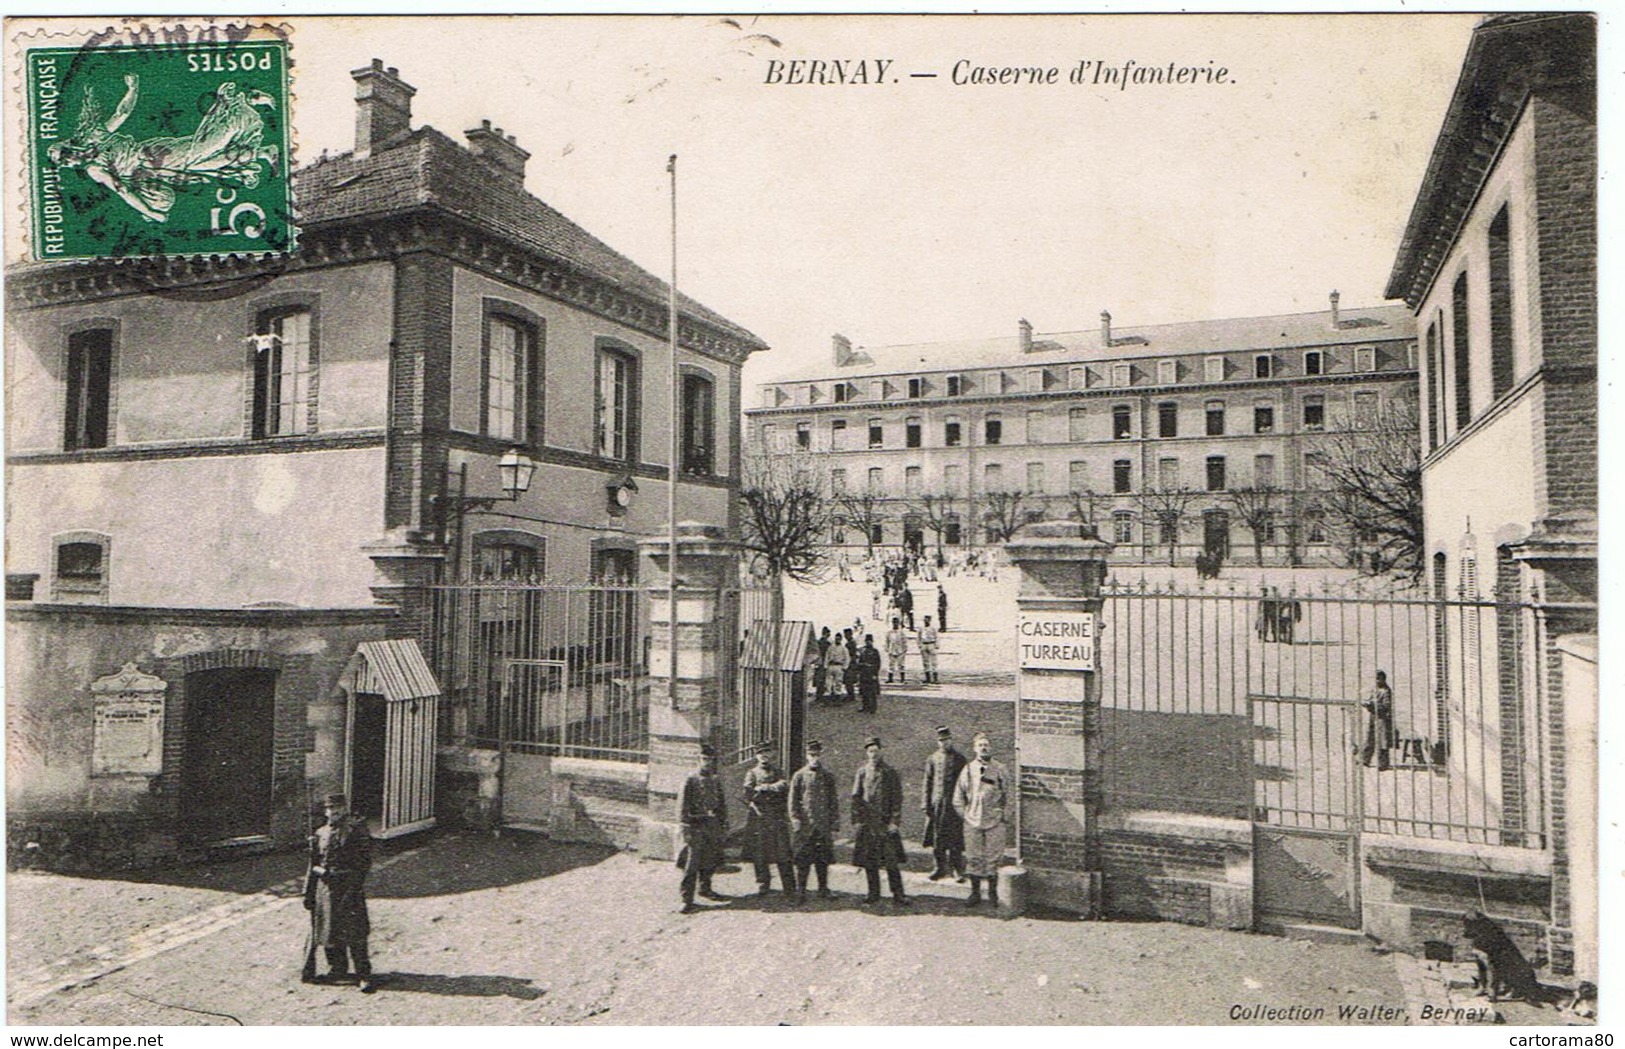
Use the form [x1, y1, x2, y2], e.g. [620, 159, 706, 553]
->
[1004, 519, 1113, 915]
[639, 522, 740, 859]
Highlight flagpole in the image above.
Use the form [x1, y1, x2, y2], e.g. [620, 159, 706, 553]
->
[667, 154, 680, 709]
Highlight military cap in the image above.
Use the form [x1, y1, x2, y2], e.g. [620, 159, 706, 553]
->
[865, 736, 883, 749]
[324, 792, 348, 807]
[805, 740, 823, 753]
[935, 725, 952, 739]
[754, 740, 775, 755]
[698, 742, 717, 758]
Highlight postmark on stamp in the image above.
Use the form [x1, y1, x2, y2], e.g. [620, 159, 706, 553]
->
[23, 34, 293, 260]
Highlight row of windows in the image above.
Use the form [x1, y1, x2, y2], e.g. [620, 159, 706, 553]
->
[834, 508, 1331, 548]
[768, 392, 1381, 452]
[1424, 202, 1519, 453]
[767, 345, 1400, 408]
[60, 307, 721, 476]
[833, 451, 1325, 497]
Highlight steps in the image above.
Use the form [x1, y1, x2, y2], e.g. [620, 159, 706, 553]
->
[1258, 919, 1369, 945]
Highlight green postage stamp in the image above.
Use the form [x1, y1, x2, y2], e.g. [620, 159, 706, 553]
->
[24, 33, 293, 259]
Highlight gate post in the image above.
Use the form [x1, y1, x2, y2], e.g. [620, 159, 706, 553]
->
[638, 522, 740, 859]
[1004, 520, 1112, 915]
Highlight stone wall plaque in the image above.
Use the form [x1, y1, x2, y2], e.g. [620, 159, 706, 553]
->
[90, 662, 168, 776]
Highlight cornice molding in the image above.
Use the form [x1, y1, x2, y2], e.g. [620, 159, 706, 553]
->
[6, 211, 761, 367]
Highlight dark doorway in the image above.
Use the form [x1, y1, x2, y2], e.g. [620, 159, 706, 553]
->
[181, 667, 276, 843]
[349, 692, 388, 824]
[1203, 510, 1232, 560]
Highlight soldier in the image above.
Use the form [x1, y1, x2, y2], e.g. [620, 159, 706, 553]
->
[813, 626, 833, 704]
[953, 732, 1010, 907]
[898, 585, 916, 630]
[825, 630, 852, 704]
[851, 736, 911, 907]
[857, 634, 883, 713]
[937, 586, 949, 632]
[742, 742, 795, 896]
[302, 793, 375, 992]
[677, 742, 728, 913]
[921, 725, 967, 881]
[885, 617, 909, 684]
[918, 615, 941, 684]
[789, 739, 840, 903]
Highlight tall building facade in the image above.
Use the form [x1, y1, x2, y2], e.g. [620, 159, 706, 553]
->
[5, 60, 764, 861]
[1386, 13, 1596, 982]
[746, 298, 1415, 566]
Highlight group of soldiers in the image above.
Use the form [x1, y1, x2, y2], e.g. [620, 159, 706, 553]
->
[675, 727, 1010, 913]
[812, 613, 944, 712]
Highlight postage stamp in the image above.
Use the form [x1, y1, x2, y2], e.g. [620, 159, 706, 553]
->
[23, 33, 293, 260]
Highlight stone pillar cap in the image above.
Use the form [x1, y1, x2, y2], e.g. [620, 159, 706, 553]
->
[1005, 520, 1114, 561]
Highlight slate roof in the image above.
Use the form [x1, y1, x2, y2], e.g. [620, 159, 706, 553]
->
[294, 128, 767, 349]
[777, 305, 1414, 381]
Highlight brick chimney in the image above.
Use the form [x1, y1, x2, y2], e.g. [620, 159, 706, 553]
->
[1018, 318, 1033, 353]
[1100, 310, 1113, 347]
[351, 59, 415, 159]
[465, 120, 531, 186]
[832, 333, 853, 366]
[1329, 289, 1342, 329]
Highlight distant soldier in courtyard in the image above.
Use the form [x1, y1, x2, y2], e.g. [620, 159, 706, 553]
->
[921, 725, 967, 881]
[677, 743, 728, 913]
[1358, 670, 1397, 771]
[742, 742, 796, 895]
[812, 626, 831, 704]
[826, 630, 852, 704]
[885, 617, 910, 684]
[954, 732, 1010, 908]
[918, 615, 940, 684]
[851, 736, 911, 907]
[302, 792, 375, 992]
[937, 586, 949, 632]
[789, 739, 840, 903]
[857, 634, 883, 713]
[898, 585, 916, 630]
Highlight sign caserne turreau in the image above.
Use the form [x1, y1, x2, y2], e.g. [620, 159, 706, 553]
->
[1017, 612, 1096, 671]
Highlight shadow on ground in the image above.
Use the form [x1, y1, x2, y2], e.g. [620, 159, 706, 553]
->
[373, 972, 547, 999]
[64, 831, 618, 901]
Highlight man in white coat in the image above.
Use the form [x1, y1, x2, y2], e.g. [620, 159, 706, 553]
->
[952, 731, 1010, 907]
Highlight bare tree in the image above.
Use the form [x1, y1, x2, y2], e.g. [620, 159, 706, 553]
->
[1065, 487, 1108, 527]
[906, 492, 960, 559]
[834, 489, 888, 557]
[1307, 395, 1424, 580]
[738, 448, 833, 621]
[1227, 484, 1284, 566]
[979, 489, 1028, 544]
[1134, 485, 1200, 565]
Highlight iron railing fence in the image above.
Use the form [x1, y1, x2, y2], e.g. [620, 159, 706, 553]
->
[1097, 579, 1551, 847]
[430, 582, 652, 763]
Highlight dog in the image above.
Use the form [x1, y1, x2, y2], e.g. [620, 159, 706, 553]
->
[1464, 909, 1548, 1005]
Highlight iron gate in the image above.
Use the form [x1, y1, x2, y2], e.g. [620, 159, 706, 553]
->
[1097, 577, 1552, 928]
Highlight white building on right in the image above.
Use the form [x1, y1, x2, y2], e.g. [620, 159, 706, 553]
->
[1385, 12, 1595, 984]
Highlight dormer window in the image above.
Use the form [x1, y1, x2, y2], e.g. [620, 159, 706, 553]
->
[871, 379, 886, 401]
[1026, 368, 1044, 393]
[834, 382, 852, 403]
[907, 377, 924, 399]
[1355, 346, 1376, 372]
[1254, 354, 1273, 379]
[945, 374, 963, 397]
[1111, 362, 1131, 387]
[1067, 366, 1086, 390]
[1304, 350, 1324, 376]
[1157, 359, 1177, 385]
[1204, 356, 1224, 383]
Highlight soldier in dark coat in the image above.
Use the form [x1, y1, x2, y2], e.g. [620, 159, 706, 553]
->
[857, 635, 883, 713]
[937, 586, 949, 632]
[789, 739, 840, 902]
[851, 737, 911, 906]
[677, 743, 728, 913]
[742, 742, 795, 895]
[921, 725, 968, 881]
[302, 793, 375, 992]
